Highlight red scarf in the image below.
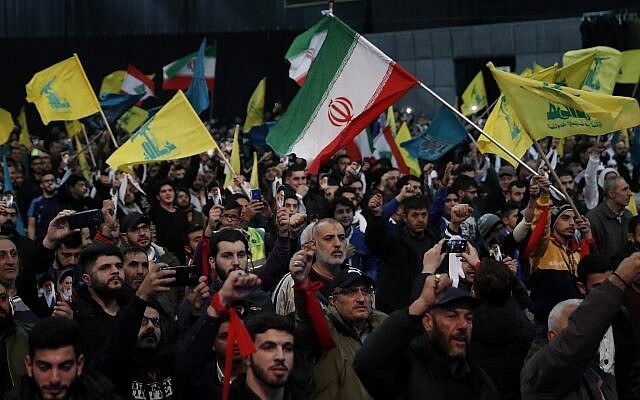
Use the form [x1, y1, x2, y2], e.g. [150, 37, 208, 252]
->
[294, 281, 336, 350]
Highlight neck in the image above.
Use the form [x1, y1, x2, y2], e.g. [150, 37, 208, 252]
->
[552, 231, 570, 246]
[349, 318, 368, 336]
[246, 373, 285, 400]
[160, 203, 175, 212]
[219, 360, 243, 380]
[88, 288, 120, 316]
[606, 199, 623, 214]
[43, 191, 55, 199]
[313, 262, 339, 280]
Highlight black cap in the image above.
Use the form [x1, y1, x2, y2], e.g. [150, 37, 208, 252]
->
[329, 267, 376, 293]
[119, 212, 150, 233]
[432, 286, 477, 310]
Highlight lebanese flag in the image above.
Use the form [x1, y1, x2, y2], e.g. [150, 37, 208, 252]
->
[286, 19, 330, 86]
[163, 44, 216, 91]
[267, 16, 417, 173]
[121, 65, 155, 100]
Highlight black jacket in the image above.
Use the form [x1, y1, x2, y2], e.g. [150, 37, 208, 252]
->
[365, 215, 438, 313]
[520, 280, 640, 400]
[8, 372, 122, 400]
[354, 308, 499, 400]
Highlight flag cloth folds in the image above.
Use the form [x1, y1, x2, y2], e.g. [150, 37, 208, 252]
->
[556, 51, 595, 89]
[286, 18, 331, 86]
[618, 49, 640, 84]
[64, 120, 84, 138]
[563, 46, 622, 95]
[401, 106, 467, 161]
[224, 126, 241, 188]
[74, 135, 92, 180]
[461, 71, 488, 116]
[106, 91, 217, 172]
[185, 39, 210, 114]
[99, 70, 126, 98]
[373, 125, 408, 173]
[82, 93, 144, 130]
[25, 54, 101, 125]
[17, 107, 30, 148]
[395, 122, 421, 176]
[121, 65, 155, 100]
[0, 108, 13, 145]
[163, 44, 216, 90]
[250, 152, 259, 188]
[386, 106, 397, 135]
[243, 78, 266, 133]
[267, 16, 418, 173]
[487, 62, 640, 140]
[478, 66, 556, 165]
[117, 106, 149, 134]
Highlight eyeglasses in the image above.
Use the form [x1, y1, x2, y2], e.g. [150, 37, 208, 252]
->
[141, 316, 161, 327]
[221, 214, 240, 220]
[333, 286, 375, 297]
[129, 225, 150, 233]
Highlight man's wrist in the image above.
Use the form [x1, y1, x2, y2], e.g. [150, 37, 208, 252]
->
[42, 236, 56, 250]
[408, 298, 430, 316]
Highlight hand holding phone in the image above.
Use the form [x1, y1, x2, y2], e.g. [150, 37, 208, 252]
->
[66, 209, 103, 230]
[441, 239, 467, 253]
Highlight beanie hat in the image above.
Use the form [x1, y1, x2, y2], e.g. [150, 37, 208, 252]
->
[550, 202, 573, 230]
[477, 214, 502, 239]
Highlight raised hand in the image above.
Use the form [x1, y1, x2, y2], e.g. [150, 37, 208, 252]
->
[409, 272, 453, 316]
[289, 248, 315, 286]
[368, 193, 383, 217]
[136, 263, 176, 302]
[215, 270, 262, 310]
[43, 210, 77, 249]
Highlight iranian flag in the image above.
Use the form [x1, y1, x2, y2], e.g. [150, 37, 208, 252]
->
[267, 17, 418, 173]
[163, 44, 216, 91]
[286, 18, 330, 86]
[121, 65, 155, 100]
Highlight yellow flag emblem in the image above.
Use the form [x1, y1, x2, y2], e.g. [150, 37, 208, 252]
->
[461, 71, 488, 116]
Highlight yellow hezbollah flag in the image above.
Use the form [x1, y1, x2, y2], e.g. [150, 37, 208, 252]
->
[533, 63, 545, 73]
[0, 108, 14, 144]
[17, 107, 30, 148]
[74, 135, 92, 180]
[106, 90, 217, 172]
[386, 106, 397, 136]
[64, 120, 84, 137]
[99, 70, 126, 98]
[563, 46, 622, 95]
[487, 62, 640, 140]
[118, 106, 149, 134]
[250, 152, 259, 188]
[618, 49, 640, 84]
[224, 125, 241, 188]
[25, 54, 101, 125]
[479, 66, 559, 166]
[243, 78, 266, 133]
[395, 122, 421, 176]
[556, 51, 596, 89]
[461, 71, 488, 116]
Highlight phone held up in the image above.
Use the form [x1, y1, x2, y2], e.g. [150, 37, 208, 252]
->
[160, 266, 200, 287]
[66, 209, 103, 230]
[441, 239, 467, 253]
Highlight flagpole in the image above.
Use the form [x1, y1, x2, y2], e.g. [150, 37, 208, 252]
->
[98, 110, 119, 148]
[417, 80, 567, 200]
[80, 125, 97, 168]
[214, 146, 251, 197]
[474, 97, 499, 123]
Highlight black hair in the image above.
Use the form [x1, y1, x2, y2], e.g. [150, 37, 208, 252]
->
[285, 163, 306, 178]
[224, 199, 243, 212]
[335, 186, 356, 197]
[121, 245, 147, 260]
[508, 180, 527, 192]
[184, 224, 204, 246]
[282, 187, 298, 203]
[331, 196, 356, 215]
[452, 175, 478, 192]
[210, 229, 249, 259]
[245, 313, 294, 340]
[28, 317, 82, 358]
[629, 216, 640, 237]
[154, 180, 175, 197]
[58, 231, 82, 250]
[231, 193, 250, 203]
[65, 174, 87, 188]
[398, 175, 421, 188]
[78, 243, 122, 274]
[401, 196, 429, 212]
[577, 254, 612, 285]
[454, 164, 475, 175]
[474, 259, 514, 306]
[555, 168, 573, 178]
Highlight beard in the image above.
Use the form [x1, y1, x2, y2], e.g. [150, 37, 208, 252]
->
[249, 357, 289, 388]
[430, 318, 468, 360]
[91, 276, 123, 300]
[0, 221, 14, 236]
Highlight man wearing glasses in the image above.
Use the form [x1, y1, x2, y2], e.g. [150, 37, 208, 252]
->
[290, 257, 387, 399]
[119, 212, 180, 267]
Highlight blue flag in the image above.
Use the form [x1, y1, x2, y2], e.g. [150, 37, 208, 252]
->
[83, 93, 144, 130]
[186, 39, 210, 114]
[248, 121, 276, 151]
[401, 106, 467, 161]
[2, 156, 25, 235]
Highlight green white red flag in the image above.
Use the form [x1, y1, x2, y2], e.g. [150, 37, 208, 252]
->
[162, 44, 216, 91]
[285, 18, 330, 86]
[267, 16, 418, 173]
[121, 65, 155, 100]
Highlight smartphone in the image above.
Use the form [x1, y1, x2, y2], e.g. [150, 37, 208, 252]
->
[441, 239, 467, 253]
[249, 188, 262, 201]
[489, 244, 503, 262]
[66, 209, 103, 230]
[160, 266, 200, 287]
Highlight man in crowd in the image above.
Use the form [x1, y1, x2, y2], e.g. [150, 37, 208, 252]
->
[119, 212, 179, 266]
[27, 173, 59, 243]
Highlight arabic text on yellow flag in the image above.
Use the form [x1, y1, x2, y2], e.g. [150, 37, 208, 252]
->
[395, 122, 421, 176]
[487, 62, 640, 140]
[563, 46, 622, 95]
[556, 51, 595, 89]
[0, 108, 14, 145]
[250, 152, 259, 188]
[618, 49, 640, 84]
[74, 135, 92, 180]
[118, 106, 149, 134]
[64, 120, 84, 138]
[461, 71, 488, 116]
[99, 70, 126, 98]
[243, 78, 266, 133]
[106, 91, 217, 172]
[224, 126, 241, 188]
[479, 66, 558, 166]
[25, 54, 101, 125]
[17, 107, 31, 148]
[386, 106, 397, 136]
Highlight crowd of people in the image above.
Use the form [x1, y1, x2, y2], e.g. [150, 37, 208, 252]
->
[0, 111, 640, 400]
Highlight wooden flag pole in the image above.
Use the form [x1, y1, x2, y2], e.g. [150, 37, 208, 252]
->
[80, 125, 97, 167]
[98, 109, 119, 148]
[417, 80, 567, 201]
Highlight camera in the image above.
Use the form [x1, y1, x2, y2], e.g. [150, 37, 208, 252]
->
[159, 266, 200, 287]
[441, 239, 467, 253]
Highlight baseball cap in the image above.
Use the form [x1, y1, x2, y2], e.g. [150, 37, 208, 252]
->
[119, 212, 150, 233]
[498, 166, 516, 177]
[432, 286, 477, 310]
[329, 267, 376, 293]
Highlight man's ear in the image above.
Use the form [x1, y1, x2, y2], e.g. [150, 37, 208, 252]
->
[184, 245, 191, 256]
[25, 355, 33, 377]
[547, 330, 557, 342]
[120, 233, 129, 244]
[577, 282, 587, 297]
[421, 313, 434, 334]
[81, 273, 91, 286]
[76, 354, 85, 375]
